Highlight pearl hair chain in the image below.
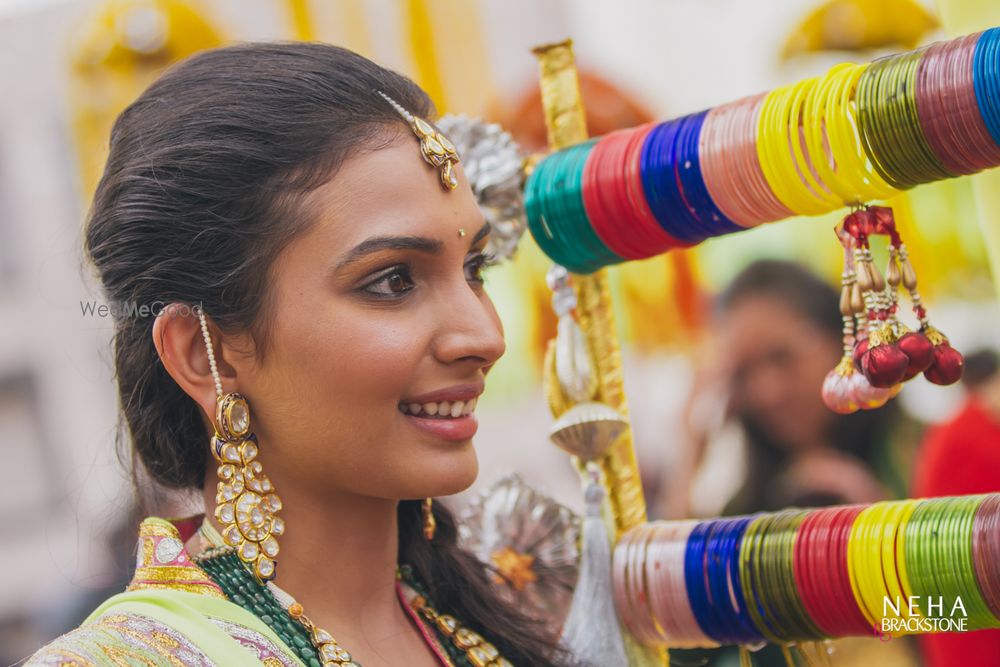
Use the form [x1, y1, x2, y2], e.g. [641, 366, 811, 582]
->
[197, 307, 224, 398]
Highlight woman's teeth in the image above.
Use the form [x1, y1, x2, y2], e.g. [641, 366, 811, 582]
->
[400, 398, 477, 418]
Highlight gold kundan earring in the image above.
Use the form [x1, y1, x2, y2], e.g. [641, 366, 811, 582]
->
[422, 497, 436, 540]
[197, 307, 284, 581]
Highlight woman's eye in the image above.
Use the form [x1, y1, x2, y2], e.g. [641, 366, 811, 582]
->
[363, 267, 415, 297]
[465, 251, 498, 284]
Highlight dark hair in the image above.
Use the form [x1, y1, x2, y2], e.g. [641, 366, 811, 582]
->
[961, 348, 999, 389]
[717, 259, 842, 336]
[717, 260, 901, 512]
[85, 41, 568, 666]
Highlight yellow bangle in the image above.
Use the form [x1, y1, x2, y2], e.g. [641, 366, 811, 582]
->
[861, 503, 888, 626]
[825, 63, 898, 202]
[758, 78, 834, 215]
[849, 501, 904, 627]
[894, 499, 920, 611]
[803, 64, 864, 206]
[758, 85, 798, 214]
[847, 503, 877, 626]
[879, 501, 919, 627]
[786, 76, 841, 210]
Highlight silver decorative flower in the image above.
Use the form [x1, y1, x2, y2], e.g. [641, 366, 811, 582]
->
[436, 115, 527, 262]
[458, 474, 581, 628]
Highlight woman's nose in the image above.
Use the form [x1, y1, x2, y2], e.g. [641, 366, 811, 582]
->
[431, 289, 505, 368]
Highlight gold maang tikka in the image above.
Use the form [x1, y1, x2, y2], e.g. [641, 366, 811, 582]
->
[197, 308, 284, 581]
[377, 91, 460, 191]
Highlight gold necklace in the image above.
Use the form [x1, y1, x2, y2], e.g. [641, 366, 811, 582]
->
[408, 590, 514, 667]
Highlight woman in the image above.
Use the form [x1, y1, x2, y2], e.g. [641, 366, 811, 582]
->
[668, 259, 916, 517]
[666, 260, 919, 667]
[28, 42, 570, 666]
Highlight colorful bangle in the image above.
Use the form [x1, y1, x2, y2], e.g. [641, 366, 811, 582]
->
[641, 119, 707, 244]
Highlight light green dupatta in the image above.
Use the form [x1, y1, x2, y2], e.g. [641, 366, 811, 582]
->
[25, 518, 305, 666]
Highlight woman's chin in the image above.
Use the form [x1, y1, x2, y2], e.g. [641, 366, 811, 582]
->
[414, 447, 479, 497]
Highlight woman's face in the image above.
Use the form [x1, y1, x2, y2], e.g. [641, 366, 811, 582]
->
[227, 130, 505, 502]
[720, 295, 841, 450]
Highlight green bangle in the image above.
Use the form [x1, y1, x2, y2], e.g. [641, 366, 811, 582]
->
[525, 153, 589, 272]
[773, 510, 824, 640]
[858, 50, 955, 189]
[740, 514, 782, 643]
[549, 140, 621, 272]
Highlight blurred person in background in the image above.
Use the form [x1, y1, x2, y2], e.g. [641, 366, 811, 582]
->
[914, 348, 1000, 498]
[663, 259, 921, 517]
[913, 348, 1000, 667]
[661, 259, 921, 667]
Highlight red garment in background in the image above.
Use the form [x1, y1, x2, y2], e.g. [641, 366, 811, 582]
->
[913, 398, 1000, 667]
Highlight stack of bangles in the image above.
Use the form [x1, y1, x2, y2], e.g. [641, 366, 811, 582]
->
[526, 27, 1000, 274]
[613, 493, 1000, 648]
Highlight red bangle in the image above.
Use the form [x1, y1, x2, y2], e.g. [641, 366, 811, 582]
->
[917, 34, 1000, 175]
[830, 505, 873, 635]
[583, 129, 648, 259]
[584, 123, 692, 258]
[622, 123, 692, 252]
[602, 124, 676, 258]
[794, 508, 832, 635]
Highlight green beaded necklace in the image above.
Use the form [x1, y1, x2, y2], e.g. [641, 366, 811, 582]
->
[193, 532, 513, 667]
[196, 547, 328, 666]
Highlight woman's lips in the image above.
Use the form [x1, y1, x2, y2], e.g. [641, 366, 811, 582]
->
[398, 397, 479, 441]
[400, 411, 479, 441]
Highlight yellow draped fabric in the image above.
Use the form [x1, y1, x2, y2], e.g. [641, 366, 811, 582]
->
[69, 0, 224, 201]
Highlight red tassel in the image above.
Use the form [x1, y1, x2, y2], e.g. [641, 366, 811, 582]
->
[863, 343, 910, 388]
[924, 343, 965, 386]
[853, 337, 869, 372]
[897, 331, 935, 380]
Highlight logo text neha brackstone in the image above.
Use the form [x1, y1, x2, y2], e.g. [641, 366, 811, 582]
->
[878, 596, 968, 636]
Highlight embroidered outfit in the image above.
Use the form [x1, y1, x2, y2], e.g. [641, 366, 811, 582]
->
[27, 517, 510, 667]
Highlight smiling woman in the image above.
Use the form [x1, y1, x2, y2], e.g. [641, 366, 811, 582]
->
[26, 42, 572, 667]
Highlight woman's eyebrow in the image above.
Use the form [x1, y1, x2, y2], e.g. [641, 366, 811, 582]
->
[468, 220, 491, 247]
[336, 220, 493, 272]
[336, 235, 444, 271]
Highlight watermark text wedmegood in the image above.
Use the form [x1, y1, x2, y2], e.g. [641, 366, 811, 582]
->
[79, 301, 203, 319]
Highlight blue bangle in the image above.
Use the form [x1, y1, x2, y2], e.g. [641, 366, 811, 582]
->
[707, 517, 766, 645]
[685, 520, 726, 641]
[673, 112, 745, 239]
[705, 519, 741, 644]
[726, 517, 763, 642]
[974, 28, 1000, 148]
[640, 120, 707, 244]
[664, 115, 715, 243]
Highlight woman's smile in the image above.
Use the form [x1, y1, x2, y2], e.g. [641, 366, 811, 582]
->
[398, 381, 483, 441]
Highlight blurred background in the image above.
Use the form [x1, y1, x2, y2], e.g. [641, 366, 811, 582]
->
[2, 0, 999, 665]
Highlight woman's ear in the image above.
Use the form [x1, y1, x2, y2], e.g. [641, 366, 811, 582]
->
[151, 303, 236, 421]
